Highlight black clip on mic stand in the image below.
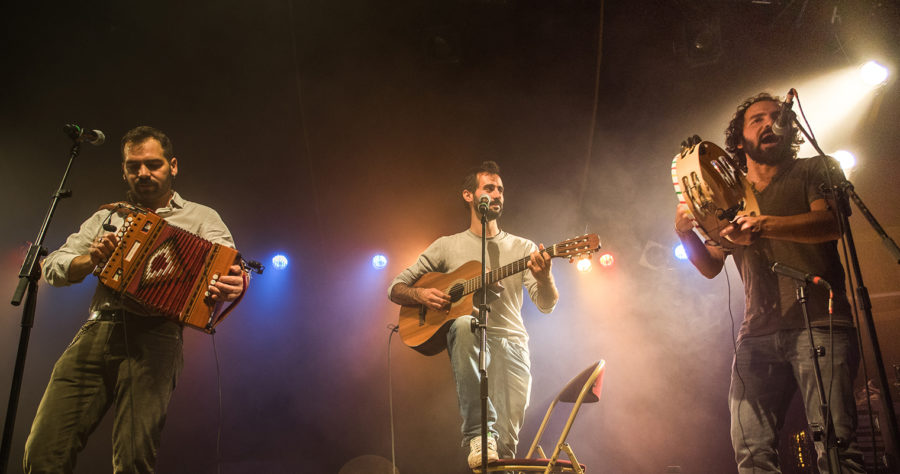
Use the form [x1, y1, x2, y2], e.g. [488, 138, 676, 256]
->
[1, 140, 83, 473]
[792, 279, 842, 474]
[471, 207, 491, 470]
[794, 114, 900, 466]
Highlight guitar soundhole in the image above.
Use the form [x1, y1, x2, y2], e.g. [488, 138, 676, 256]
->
[448, 283, 464, 302]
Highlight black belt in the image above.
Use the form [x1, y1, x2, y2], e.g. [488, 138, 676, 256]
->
[89, 309, 130, 322]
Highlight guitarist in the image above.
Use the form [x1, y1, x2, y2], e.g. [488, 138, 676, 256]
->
[388, 160, 559, 468]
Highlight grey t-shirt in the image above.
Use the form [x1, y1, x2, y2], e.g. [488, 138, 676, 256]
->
[731, 156, 852, 339]
[389, 229, 558, 343]
[42, 192, 235, 316]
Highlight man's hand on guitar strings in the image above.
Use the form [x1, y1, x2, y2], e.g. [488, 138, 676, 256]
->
[415, 287, 451, 312]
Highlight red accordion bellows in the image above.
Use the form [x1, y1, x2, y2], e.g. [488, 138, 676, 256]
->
[95, 209, 240, 333]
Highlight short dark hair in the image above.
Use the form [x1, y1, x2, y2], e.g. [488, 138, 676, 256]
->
[121, 126, 174, 161]
[724, 92, 802, 170]
[461, 160, 501, 194]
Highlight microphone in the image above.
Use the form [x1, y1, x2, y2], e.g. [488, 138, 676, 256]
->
[477, 194, 491, 213]
[770, 261, 831, 289]
[771, 89, 796, 137]
[63, 124, 106, 145]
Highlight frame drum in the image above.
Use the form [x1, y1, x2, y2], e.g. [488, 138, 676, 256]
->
[672, 141, 759, 249]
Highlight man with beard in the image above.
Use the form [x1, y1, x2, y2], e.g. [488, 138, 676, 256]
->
[388, 161, 559, 468]
[674, 93, 865, 473]
[23, 126, 245, 473]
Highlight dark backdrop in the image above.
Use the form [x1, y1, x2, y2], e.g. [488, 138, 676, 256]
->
[2, 1, 899, 473]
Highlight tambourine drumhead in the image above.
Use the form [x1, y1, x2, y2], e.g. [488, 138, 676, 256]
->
[672, 141, 759, 249]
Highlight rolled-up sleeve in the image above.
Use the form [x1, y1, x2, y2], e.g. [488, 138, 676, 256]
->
[42, 211, 107, 286]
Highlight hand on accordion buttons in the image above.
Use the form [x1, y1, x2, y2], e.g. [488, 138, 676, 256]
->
[208, 264, 246, 302]
[90, 232, 119, 266]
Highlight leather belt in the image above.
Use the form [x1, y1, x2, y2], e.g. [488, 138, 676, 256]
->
[88, 309, 128, 322]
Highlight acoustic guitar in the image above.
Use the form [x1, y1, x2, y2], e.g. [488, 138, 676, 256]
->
[398, 234, 600, 355]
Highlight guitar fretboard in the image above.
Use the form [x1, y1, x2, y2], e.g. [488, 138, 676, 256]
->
[461, 244, 559, 295]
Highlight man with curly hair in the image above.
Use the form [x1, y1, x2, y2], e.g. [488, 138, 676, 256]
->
[674, 93, 865, 473]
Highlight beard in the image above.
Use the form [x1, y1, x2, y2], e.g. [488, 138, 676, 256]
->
[744, 135, 792, 166]
[476, 202, 503, 221]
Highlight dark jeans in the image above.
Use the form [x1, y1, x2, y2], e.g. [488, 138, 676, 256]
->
[24, 314, 184, 474]
[729, 327, 865, 473]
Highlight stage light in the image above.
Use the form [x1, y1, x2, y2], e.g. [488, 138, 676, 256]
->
[272, 254, 288, 270]
[598, 253, 614, 267]
[674, 244, 688, 260]
[372, 254, 388, 270]
[859, 61, 888, 88]
[576, 257, 592, 272]
[831, 150, 856, 171]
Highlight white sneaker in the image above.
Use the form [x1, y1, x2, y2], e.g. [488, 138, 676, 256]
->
[467, 434, 499, 468]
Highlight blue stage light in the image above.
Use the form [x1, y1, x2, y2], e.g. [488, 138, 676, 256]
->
[372, 254, 388, 269]
[272, 254, 289, 270]
[674, 244, 688, 261]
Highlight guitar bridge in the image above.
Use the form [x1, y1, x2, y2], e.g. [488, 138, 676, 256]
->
[418, 305, 426, 326]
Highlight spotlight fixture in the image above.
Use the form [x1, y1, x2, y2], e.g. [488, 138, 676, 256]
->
[674, 244, 688, 261]
[372, 254, 388, 270]
[598, 253, 615, 268]
[859, 60, 888, 88]
[831, 150, 856, 171]
[272, 254, 288, 270]
[576, 257, 592, 273]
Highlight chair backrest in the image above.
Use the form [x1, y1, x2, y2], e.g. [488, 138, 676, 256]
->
[525, 360, 606, 459]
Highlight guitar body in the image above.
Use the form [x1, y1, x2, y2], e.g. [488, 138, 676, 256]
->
[398, 260, 481, 356]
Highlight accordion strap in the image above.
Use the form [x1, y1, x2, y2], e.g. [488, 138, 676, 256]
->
[98, 201, 148, 215]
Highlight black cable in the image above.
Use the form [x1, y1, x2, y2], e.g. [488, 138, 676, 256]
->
[212, 332, 223, 474]
[387, 324, 400, 474]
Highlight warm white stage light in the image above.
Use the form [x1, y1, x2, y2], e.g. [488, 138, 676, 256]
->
[831, 150, 857, 171]
[576, 257, 593, 272]
[860, 61, 889, 88]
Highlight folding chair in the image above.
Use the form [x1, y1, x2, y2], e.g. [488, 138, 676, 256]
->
[473, 359, 606, 473]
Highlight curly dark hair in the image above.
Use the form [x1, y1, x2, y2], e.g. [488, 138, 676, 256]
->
[120, 126, 175, 161]
[724, 92, 802, 170]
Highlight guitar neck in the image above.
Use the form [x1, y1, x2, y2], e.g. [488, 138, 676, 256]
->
[463, 245, 560, 295]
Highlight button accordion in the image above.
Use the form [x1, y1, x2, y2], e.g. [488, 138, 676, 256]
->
[94, 206, 244, 333]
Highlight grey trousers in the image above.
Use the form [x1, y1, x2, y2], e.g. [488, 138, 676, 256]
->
[24, 313, 184, 474]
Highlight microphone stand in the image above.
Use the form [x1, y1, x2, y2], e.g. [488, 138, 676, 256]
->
[794, 282, 841, 474]
[795, 118, 900, 464]
[1, 142, 81, 473]
[470, 209, 491, 470]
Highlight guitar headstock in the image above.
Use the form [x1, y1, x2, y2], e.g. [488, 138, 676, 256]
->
[550, 234, 601, 262]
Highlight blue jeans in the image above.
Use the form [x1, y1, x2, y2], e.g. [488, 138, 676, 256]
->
[447, 316, 531, 458]
[729, 328, 865, 473]
[24, 314, 184, 474]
